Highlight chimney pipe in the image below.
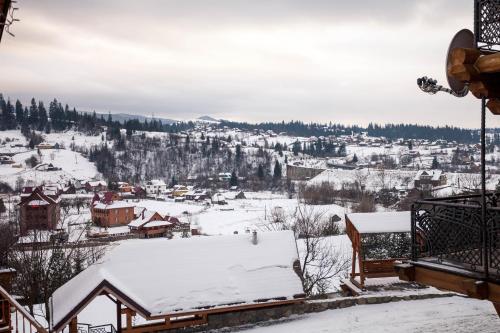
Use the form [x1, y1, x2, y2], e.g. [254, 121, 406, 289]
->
[252, 230, 258, 245]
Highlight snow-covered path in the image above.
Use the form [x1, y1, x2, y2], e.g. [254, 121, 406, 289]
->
[230, 297, 499, 333]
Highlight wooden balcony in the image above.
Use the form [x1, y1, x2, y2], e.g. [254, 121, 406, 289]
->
[395, 193, 500, 315]
[0, 285, 47, 333]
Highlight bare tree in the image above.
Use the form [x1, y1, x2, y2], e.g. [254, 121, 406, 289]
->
[9, 213, 106, 320]
[352, 194, 376, 213]
[260, 204, 349, 296]
[458, 173, 481, 192]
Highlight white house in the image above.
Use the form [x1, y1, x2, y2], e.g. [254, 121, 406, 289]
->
[145, 179, 167, 195]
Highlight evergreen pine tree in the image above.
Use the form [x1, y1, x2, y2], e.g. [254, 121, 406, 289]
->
[257, 164, 265, 180]
[235, 144, 242, 165]
[4, 99, 16, 129]
[28, 98, 39, 128]
[0, 198, 6, 214]
[230, 170, 238, 187]
[273, 160, 282, 179]
[38, 101, 48, 131]
[431, 156, 439, 169]
[15, 100, 24, 125]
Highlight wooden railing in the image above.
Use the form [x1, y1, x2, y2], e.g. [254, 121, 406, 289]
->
[411, 193, 500, 280]
[0, 285, 48, 333]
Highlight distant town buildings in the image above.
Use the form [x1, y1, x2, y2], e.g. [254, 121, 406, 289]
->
[91, 194, 135, 227]
[414, 170, 447, 191]
[145, 179, 167, 195]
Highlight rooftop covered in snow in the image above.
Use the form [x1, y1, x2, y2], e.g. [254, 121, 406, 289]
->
[50, 231, 304, 332]
[346, 211, 411, 234]
[344, 211, 411, 288]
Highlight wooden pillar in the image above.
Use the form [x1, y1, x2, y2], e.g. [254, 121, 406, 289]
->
[69, 317, 78, 333]
[126, 310, 132, 330]
[116, 301, 122, 333]
[358, 237, 365, 287]
[351, 247, 357, 279]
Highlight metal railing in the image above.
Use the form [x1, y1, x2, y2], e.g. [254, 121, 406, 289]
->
[0, 285, 48, 333]
[411, 193, 500, 280]
[76, 323, 117, 333]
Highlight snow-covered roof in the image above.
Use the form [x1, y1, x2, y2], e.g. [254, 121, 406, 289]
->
[146, 179, 166, 186]
[51, 231, 303, 330]
[347, 211, 411, 234]
[87, 180, 107, 187]
[143, 220, 172, 228]
[414, 169, 442, 181]
[28, 200, 49, 206]
[93, 201, 135, 210]
[128, 210, 160, 228]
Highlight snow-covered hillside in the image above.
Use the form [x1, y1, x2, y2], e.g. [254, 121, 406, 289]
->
[0, 130, 101, 188]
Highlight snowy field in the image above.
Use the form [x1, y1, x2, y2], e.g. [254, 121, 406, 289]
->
[0, 130, 102, 189]
[308, 167, 500, 193]
[232, 297, 499, 333]
[0, 148, 99, 189]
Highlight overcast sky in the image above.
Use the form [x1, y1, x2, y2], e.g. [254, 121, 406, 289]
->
[1, 0, 498, 128]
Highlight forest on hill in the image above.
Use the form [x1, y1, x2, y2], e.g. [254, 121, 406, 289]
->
[0, 93, 488, 143]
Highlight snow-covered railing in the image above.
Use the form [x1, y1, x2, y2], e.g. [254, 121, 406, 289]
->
[0, 285, 48, 333]
[411, 193, 500, 280]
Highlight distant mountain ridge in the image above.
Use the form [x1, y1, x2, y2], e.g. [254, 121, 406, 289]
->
[91, 112, 221, 125]
[197, 115, 220, 122]
[92, 112, 177, 125]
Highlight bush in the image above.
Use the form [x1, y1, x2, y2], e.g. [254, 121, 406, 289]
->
[352, 194, 376, 213]
[25, 155, 39, 168]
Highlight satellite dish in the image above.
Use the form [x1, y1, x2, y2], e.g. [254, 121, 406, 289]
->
[446, 29, 475, 94]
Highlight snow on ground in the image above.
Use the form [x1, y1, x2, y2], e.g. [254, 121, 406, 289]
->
[0, 148, 99, 188]
[134, 199, 207, 217]
[233, 297, 500, 333]
[43, 130, 104, 149]
[0, 130, 29, 154]
[192, 194, 348, 235]
[308, 168, 500, 193]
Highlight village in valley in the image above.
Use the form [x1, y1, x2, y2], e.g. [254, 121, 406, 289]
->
[1, 1, 500, 333]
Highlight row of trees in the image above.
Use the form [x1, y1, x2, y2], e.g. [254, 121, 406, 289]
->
[220, 120, 484, 144]
[0, 94, 194, 135]
[86, 130, 286, 190]
[1, 93, 488, 145]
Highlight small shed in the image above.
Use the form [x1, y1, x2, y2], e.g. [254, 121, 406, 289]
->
[345, 211, 411, 289]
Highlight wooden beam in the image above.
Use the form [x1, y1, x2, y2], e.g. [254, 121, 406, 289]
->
[398, 263, 500, 304]
[69, 317, 78, 333]
[487, 99, 500, 115]
[448, 64, 480, 82]
[116, 301, 122, 333]
[147, 298, 304, 320]
[448, 48, 482, 82]
[475, 52, 500, 74]
[469, 80, 500, 99]
[450, 48, 482, 66]
[492, 302, 500, 317]
[351, 247, 357, 279]
[394, 263, 415, 282]
[461, 279, 489, 300]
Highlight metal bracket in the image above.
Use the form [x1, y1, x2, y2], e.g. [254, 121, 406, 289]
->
[417, 76, 469, 97]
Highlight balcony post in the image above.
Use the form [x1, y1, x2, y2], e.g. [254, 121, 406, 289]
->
[481, 97, 489, 278]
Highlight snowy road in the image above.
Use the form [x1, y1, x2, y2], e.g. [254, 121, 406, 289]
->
[229, 297, 499, 333]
